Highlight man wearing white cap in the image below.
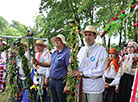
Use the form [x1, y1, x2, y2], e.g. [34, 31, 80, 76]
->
[71, 25, 107, 102]
[35, 35, 70, 102]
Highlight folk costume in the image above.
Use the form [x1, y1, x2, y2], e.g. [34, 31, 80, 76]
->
[33, 47, 51, 102]
[103, 48, 119, 102]
[130, 47, 138, 102]
[130, 65, 138, 102]
[0, 52, 6, 92]
[110, 41, 138, 102]
[78, 42, 107, 102]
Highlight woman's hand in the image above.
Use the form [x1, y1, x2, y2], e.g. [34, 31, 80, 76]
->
[105, 82, 110, 88]
[115, 85, 119, 93]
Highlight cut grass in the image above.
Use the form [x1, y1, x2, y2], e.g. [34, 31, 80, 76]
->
[0, 92, 9, 102]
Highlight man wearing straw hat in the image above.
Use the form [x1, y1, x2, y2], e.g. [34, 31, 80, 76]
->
[71, 25, 107, 102]
[33, 40, 51, 102]
[36, 34, 70, 102]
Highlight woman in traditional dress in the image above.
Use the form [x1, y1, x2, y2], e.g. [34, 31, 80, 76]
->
[103, 48, 119, 102]
[130, 47, 138, 102]
[109, 41, 138, 102]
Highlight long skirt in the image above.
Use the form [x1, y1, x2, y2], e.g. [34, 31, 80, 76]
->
[103, 77, 117, 102]
[0, 65, 5, 90]
[117, 73, 134, 102]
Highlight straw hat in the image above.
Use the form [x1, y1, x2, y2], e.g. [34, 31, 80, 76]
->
[51, 34, 66, 45]
[21, 42, 28, 47]
[35, 40, 47, 48]
[80, 25, 99, 35]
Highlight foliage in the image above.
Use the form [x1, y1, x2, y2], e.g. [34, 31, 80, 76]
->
[0, 16, 9, 34]
[0, 92, 8, 102]
[64, 21, 80, 102]
[0, 43, 10, 53]
[9, 20, 28, 36]
[0, 40, 35, 101]
[38, 0, 138, 48]
[18, 43, 35, 101]
[6, 49, 19, 101]
[0, 0, 137, 48]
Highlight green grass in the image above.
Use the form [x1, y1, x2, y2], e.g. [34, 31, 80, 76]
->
[0, 92, 9, 102]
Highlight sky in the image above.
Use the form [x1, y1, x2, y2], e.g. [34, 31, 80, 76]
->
[0, 0, 41, 27]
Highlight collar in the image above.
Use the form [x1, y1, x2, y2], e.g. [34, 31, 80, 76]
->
[57, 46, 66, 54]
[86, 42, 97, 49]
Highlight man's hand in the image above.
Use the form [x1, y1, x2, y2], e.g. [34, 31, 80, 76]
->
[70, 70, 82, 77]
[69, 57, 72, 63]
[32, 59, 37, 64]
[44, 79, 49, 87]
[12, 60, 17, 64]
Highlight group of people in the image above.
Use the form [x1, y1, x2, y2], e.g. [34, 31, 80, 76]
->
[0, 25, 137, 102]
[103, 40, 138, 102]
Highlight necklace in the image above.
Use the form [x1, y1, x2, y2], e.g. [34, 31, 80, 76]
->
[81, 43, 97, 68]
[86, 43, 97, 58]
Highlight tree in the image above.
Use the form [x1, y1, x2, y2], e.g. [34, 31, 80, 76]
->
[38, 0, 137, 50]
[9, 20, 28, 36]
[0, 16, 9, 34]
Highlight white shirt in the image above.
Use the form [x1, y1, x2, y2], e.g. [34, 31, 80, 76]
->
[104, 62, 118, 79]
[33, 48, 51, 85]
[35, 48, 51, 76]
[110, 53, 138, 86]
[78, 43, 107, 94]
[18, 51, 30, 80]
[0, 52, 6, 65]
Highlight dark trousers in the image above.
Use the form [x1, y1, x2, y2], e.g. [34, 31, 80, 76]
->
[49, 78, 66, 102]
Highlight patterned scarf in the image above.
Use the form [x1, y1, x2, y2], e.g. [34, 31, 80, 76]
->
[106, 59, 119, 72]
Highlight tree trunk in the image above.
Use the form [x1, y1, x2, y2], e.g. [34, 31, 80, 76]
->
[108, 37, 111, 50]
[102, 36, 106, 45]
[119, 29, 122, 47]
[79, 33, 85, 46]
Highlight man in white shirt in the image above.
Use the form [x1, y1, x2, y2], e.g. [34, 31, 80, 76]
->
[33, 40, 51, 102]
[71, 25, 107, 102]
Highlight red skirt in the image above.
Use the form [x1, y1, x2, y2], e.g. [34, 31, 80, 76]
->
[0, 65, 4, 89]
